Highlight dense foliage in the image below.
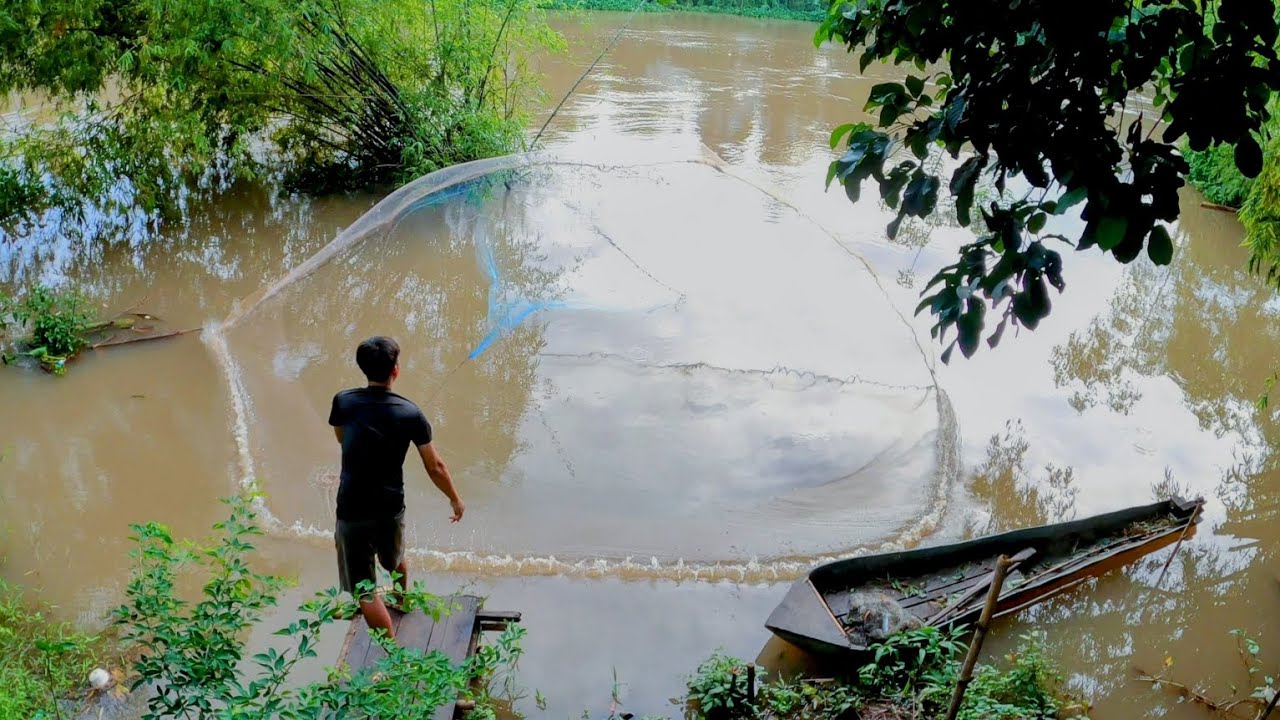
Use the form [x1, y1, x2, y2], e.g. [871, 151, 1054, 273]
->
[819, 0, 1280, 361]
[0, 285, 95, 374]
[683, 628, 1084, 720]
[1186, 142, 1257, 208]
[1240, 133, 1280, 287]
[0, 0, 560, 230]
[0, 578, 110, 719]
[113, 493, 526, 719]
[1183, 123, 1280, 289]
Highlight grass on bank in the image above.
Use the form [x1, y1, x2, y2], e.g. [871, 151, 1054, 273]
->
[681, 627, 1090, 720]
[0, 578, 115, 719]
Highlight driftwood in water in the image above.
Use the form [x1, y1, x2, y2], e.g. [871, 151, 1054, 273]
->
[1201, 201, 1239, 214]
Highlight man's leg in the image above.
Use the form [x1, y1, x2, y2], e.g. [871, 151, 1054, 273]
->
[377, 511, 408, 609]
[358, 594, 395, 640]
[390, 558, 409, 608]
[338, 519, 396, 641]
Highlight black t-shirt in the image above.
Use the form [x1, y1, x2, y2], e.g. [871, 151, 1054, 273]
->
[328, 387, 432, 522]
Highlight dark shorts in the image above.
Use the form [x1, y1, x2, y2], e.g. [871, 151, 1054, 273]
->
[334, 510, 405, 597]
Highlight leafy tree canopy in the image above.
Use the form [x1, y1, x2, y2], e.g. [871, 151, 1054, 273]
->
[0, 0, 559, 231]
[818, 0, 1279, 361]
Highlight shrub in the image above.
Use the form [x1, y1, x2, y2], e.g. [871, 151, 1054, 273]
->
[113, 492, 526, 719]
[0, 578, 110, 719]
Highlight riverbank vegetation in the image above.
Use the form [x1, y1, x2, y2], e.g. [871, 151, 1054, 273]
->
[1135, 628, 1278, 718]
[0, 0, 561, 232]
[0, 577, 115, 719]
[0, 285, 185, 375]
[1186, 112, 1280, 295]
[540, 0, 824, 23]
[1185, 125, 1280, 295]
[1, 286, 95, 374]
[113, 494, 525, 718]
[682, 628, 1087, 720]
[820, 0, 1280, 361]
[1, 493, 1089, 719]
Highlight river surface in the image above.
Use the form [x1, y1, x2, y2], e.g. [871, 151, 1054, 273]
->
[2, 12, 1277, 719]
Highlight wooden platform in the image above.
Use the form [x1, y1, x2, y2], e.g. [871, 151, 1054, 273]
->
[337, 594, 521, 720]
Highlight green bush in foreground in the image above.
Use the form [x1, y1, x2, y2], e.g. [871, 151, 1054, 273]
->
[0, 578, 110, 719]
[114, 493, 526, 719]
[685, 627, 1086, 720]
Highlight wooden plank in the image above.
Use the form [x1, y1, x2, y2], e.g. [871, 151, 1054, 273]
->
[396, 606, 441, 655]
[990, 525, 1190, 620]
[432, 596, 482, 720]
[829, 566, 989, 623]
[434, 595, 481, 665]
[355, 608, 408, 671]
[899, 563, 995, 610]
[925, 548, 1034, 626]
[476, 610, 522, 622]
[832, 524, 1176, 621]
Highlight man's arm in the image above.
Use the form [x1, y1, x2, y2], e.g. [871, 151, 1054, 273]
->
[328, 394, 345, 444]
[417, 442, 465, 522]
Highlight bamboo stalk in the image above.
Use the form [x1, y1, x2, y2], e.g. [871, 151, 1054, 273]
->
[1200, 201, 1239, 214]
[474, 0, 521, 108]
[944, 554, 1016, 720]
[1148, 507, 1201, 598]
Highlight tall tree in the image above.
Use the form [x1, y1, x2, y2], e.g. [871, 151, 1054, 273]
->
[819, 0, 1279, 360]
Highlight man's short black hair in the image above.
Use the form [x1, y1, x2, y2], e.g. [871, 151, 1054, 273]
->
[356, 336, 400, 383]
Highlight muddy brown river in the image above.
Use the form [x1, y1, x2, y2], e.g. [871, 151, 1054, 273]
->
[1, 12, 1277, 719]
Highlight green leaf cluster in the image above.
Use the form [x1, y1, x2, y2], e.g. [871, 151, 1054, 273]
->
[819, 0, 1280, 359]
[0, 0, 562, 231]
[0, 578, 109, 719]
[113, 491, 527, 719]
[682, 629, 1084, 720]
[0, 285, 95, 373]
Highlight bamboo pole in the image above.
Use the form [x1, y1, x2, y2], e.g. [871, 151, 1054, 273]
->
[944, 554, 1016, 720]
[1200, 201, 1239, 214]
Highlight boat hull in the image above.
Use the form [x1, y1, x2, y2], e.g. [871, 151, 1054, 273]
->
[765, 497, 1203, 657]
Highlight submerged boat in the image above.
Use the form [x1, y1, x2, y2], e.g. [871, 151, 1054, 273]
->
[765, 496, 1204, 657]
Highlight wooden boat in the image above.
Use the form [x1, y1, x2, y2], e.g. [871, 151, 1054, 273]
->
[765, 496, 1204, 657]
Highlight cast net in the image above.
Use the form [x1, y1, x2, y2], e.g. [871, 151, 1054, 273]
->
[204, 146, 958, 582]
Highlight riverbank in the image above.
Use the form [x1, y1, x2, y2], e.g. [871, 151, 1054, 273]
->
[0, 579, 119, 718]
[540, 0, 824, 23]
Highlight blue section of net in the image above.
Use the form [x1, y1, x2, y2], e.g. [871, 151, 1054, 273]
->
[469, 214, 564, 359]
[414, 168, 676, 362]
[443, 173, 558, 361]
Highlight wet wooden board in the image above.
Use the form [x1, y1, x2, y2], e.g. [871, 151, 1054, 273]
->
[337, 594, 484, 720]
[828, 525, 1173, 624]
[827, 562, 995, 623]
